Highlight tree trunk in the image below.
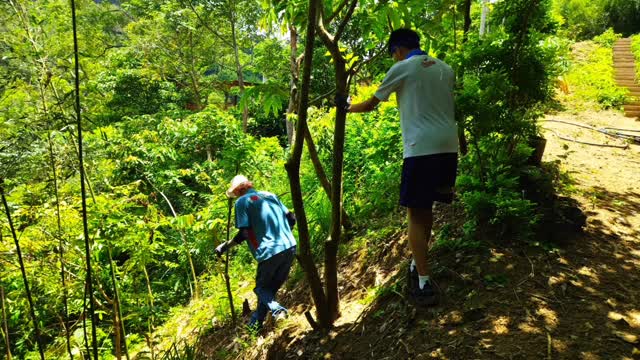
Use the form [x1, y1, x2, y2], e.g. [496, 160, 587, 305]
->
[284, 0, 331, 329]
[286, 25, 299, 145]
[224, 198, 237, 325]
[142, 265, 155, 360]
[0, 180, 45, 360]
[1, 286, 11, 360]
[326, 59, 348, 322]
[229, 8, 249, 132]
[463, 0, 472, 43]
[48, 134, 74, 360]
[457, 0, 472, 156]
[302, 122, 353, 231]
[69, 7, 100, 347]
[107, 245, 129, 360]
[188, 31, 202, 110]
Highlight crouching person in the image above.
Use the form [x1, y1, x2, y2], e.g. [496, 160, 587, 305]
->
[215, 175, 297, 330]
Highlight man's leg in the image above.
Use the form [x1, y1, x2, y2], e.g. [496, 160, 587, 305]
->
[408, 206, 437, 305]
[407, 207, 433, 285]
[267, 247, 296, 317]
[251, 258, 278, 327]
[251, 249, 295, 325]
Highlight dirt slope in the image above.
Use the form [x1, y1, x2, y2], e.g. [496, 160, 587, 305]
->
[198, 109, 640, 360]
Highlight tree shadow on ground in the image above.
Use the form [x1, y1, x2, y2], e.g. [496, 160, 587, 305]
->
[266, 192, 640, 359]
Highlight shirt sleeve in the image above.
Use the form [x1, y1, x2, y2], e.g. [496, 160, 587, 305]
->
[374, 63, 405, 101]
[275, 195, 289, 214]
[234, 198, 250, 229]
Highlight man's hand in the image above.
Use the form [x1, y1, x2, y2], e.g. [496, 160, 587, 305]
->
[334, 94, 351, 112]
[215, 242, 228, 258]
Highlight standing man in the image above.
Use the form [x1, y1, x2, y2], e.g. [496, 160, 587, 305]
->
[215, 175, 297, 329]
[344, 29, 458, 305]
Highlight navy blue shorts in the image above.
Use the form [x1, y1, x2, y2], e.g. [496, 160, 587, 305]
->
[400, 153, 458, 209]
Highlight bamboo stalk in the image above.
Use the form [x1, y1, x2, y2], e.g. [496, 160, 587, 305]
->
[0, 181, 45, 359]
[1, 286, 12, 360]
[69, 0, 99, 357]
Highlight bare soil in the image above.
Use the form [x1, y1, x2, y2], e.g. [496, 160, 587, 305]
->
[196, 109, 640, 360]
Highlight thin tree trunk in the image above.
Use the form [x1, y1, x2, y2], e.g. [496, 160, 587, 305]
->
[316, 0, 357, 322]
[107, 245, 129, 360]
[229, 7, 249, 132]
[326, 61, 347, 322]
[1, 286, 12, 360]
[284, 0, 331, 329]
[224, 199, 237, 326]
[463, 0, 472, 43]
[48, 134, 74, 360]
[457, 0, 472, 156]
[0, 181, 45, 360]
[70, 0, 99, 357]
[142, 265, 155, 360]
[302, 122, 352, 230]
[188, 31, 202, 110]
[453, 2, 458, 52]
[286, 25, 299, 145]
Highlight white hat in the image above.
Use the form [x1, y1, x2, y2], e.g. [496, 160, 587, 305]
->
[226, 175, 252, 198]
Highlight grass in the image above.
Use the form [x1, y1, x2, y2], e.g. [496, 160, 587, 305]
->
[558, 40, 627, 111]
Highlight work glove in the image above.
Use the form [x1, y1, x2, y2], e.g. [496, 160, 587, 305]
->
[215, 242, 229, 258]
[334, 94, 351, 112]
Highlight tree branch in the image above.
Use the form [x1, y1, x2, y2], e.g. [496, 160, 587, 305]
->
[181, 0, 234, 48]
[326, 0, 349, 25]
[335, 0, 358, 42]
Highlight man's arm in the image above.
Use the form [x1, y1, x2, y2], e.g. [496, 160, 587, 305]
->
[285, 212, 296, 229]
[348, 96, 380, 113]
[215, 228, 250, 257]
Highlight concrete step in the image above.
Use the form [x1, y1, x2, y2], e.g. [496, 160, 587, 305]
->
[623, 111, 640, 118]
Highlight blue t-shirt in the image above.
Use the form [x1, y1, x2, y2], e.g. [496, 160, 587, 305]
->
[234, 189, 296, 262]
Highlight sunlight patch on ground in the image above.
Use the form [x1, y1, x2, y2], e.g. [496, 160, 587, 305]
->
[552, 338, 569, 353]
[579, 351, 601, 360]
[536, 306, 559, 329]
[491, 316, 510, 335]
[577, 266, 600, 284]
[517, 321, 543, 334]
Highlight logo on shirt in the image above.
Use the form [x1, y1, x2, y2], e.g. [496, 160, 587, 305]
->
[422, 59, 436, 68]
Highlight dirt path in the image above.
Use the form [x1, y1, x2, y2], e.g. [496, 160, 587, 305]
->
[198, 110, 640, 360]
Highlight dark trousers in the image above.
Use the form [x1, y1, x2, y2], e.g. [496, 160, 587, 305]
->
[250, 246, 296, 326]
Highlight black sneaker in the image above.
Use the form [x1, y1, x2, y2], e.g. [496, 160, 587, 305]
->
[407, 264, 419, 292]
[411, 281, 438, 307]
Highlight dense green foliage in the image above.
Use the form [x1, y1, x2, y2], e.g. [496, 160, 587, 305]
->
[633, 34, 640, 79]
[0, 0, 631, 358]
[552, 0, 640, 39]
[558, 33, 627, 111]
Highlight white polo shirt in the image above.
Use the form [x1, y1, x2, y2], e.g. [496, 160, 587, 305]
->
[374, 55, 459, 159]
